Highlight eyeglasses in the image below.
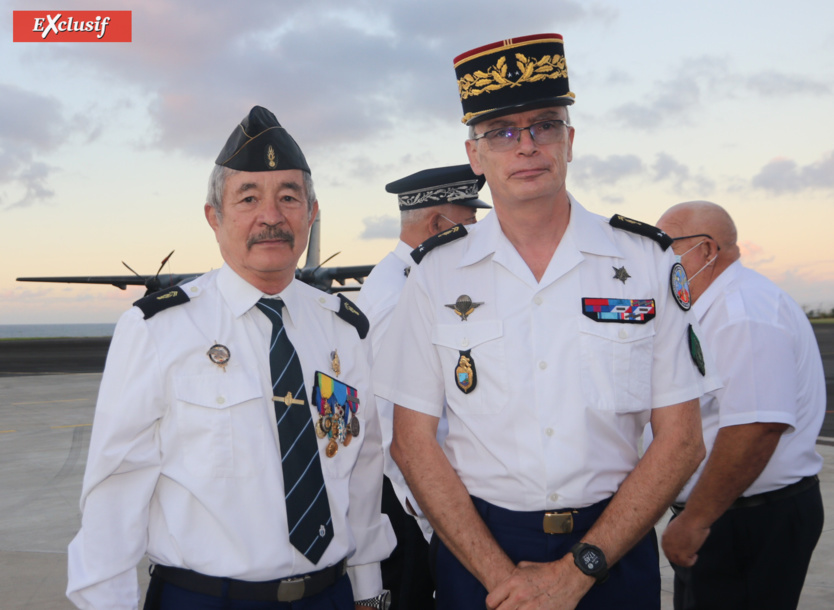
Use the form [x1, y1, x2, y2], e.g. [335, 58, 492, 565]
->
[670, 234, 721, 251]
[471, 119, 571, 151]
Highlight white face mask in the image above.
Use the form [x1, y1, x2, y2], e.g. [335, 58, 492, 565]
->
[674, 240, 705, 264]
[687, 253, 718, 283]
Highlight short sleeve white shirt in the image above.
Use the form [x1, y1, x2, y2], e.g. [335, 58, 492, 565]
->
[374, 197, 706, 512]
[675, 261, 825, 501]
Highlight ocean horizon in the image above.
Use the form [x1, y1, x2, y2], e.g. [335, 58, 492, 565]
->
[0, 323, 116, 339]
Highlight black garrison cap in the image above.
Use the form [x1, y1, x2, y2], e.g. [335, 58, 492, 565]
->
[454, 33, 575, 125]
[215, 106, 310, 174]
[386, 164, 492, 211]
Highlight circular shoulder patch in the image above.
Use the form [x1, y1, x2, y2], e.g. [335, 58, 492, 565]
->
[670, 263, 691, 311]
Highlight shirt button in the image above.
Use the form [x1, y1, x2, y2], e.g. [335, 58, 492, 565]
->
[190, 286, 198, 293]
[461, 338, 470, 348]
[539, 361, 547, 370]
[549, 493, 559, 503]
[618, 328, 628, 339]
[216, 396, 226, 405]
[545, 427, 554, 436]
[319, 297, 326, 303]
[534, 296, 543, 305]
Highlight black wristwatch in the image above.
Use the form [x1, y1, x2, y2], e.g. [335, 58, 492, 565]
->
[570, 542, 609, 584]
[356, 589, 391, 609]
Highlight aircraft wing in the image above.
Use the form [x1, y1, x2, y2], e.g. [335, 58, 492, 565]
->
[16, 274, 201, 292]
[296, 264, 374, 293]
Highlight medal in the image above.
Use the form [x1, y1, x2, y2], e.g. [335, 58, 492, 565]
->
[455, 350, 477, 394]
[445, 294, 483, 321]
[330, 350, 341, 376]
[207, 343, 230, 370]
[326, 439, 338, 458]
[312, 370, 361, 452]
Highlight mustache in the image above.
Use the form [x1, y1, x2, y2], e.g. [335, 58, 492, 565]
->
[247, 226, 295, 250]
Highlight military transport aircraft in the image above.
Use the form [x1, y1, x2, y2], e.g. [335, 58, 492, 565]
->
[16, 213, 374, 295]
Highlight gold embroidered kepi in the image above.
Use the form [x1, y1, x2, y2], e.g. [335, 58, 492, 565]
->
[454, 33, 575, 125]
[215, 105, 311, 174]
[386, 164, 492, 211]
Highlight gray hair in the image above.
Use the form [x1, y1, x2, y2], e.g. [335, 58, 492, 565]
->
[467, 107, 572, 139]
[206, 165, 317, 221]
[400, 206, 434, 227]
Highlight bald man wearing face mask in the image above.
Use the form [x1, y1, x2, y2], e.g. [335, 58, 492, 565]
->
[656, 201, 825, 610]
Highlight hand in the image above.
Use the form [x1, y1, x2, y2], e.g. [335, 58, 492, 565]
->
[485, 556, 594, 610]
[661, 512, 710, 567]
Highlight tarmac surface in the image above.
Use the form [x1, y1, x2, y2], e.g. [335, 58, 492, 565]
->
[0, 324, 832, 608]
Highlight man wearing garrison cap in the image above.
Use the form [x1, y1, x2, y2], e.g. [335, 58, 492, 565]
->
[357, 164, 490, 609]
[374, 35, 710, 609]
[68, 106, 395, 610]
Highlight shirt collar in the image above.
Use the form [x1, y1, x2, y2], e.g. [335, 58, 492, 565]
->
[692, 259, 742, 321]
[457, 194, 622, 269]
[393, 240, 413, 266]
[217, 263, 302, 326]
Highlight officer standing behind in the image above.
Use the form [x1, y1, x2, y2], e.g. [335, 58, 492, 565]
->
[373, 34, 707, 610]
[67, 106, 395, 610]
[357, 165, 490, 609]
[656, 201, 825, 610]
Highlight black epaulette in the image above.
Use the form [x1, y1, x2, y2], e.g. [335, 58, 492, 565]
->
[410, 224, 468, 264]
[132, 286, 190, 320]
[336, 294, 369, 340]
[609, 214, 673, 251]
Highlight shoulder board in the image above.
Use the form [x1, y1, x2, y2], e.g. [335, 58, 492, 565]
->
[132, 286, 190, 320]
[609, 214, 673, 251]
[336, 294, 369, 340]
[410, 224, 468, 264]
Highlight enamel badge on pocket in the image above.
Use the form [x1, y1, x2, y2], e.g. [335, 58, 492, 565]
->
[455, 350, 477, 394]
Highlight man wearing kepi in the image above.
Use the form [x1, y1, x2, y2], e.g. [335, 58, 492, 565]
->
[67, 106, 395, 610]
[357, 165, 490, 609]
[373, 34, 707, 610]
[656, 201, 825, 610]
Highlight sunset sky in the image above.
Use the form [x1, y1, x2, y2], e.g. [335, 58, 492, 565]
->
[1, 0, 832, 324]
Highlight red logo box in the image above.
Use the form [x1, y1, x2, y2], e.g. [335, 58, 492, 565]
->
[13, 11, 131, 42]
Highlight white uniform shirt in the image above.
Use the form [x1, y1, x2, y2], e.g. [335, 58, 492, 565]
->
[374, 197, 705, 512]
[675, 260, 825, 502]
[67, 264, 395, 609]
[357, 240, 443, 541]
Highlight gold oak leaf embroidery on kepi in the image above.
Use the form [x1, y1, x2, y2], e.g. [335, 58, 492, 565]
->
[458, 54, 568, 99]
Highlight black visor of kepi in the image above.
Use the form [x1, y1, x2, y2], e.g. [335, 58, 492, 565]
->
[215, 106, 310, 174]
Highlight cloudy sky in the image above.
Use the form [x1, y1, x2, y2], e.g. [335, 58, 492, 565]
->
[1, 0, 832, 324]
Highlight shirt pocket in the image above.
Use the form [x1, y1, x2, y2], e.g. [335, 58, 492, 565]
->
[174, 370, 266, 478]
[431, 320, 507, 415]
[579, 318, 655, 412]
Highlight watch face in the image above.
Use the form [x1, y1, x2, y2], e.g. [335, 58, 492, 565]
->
[580, 547, 602, 571]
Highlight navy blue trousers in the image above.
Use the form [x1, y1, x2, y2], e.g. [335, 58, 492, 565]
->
[146, 572, 354, 610]
[672, 481, 823, 610]
[430, 496, 660, 610]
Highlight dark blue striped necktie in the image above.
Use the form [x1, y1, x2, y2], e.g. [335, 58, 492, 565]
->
[256, 298, 333, 564]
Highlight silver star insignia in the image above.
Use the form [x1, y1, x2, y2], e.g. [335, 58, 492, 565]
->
[613, 266, 631, 284]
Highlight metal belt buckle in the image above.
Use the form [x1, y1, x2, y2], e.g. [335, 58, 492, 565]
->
[276, 576, 308, 602]
[543, 511, 575, 534]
